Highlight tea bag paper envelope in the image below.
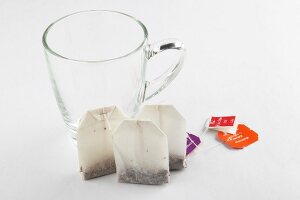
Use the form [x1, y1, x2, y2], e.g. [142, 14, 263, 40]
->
[77, 106, 127, 180]
[136, 105, 187, 170]
[113, 120, 170, 185]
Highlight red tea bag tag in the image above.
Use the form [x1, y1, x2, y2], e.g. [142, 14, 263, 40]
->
[217, 124, 258, 149]
[206, 116, 238, 134]
[209, 116, 236, 127]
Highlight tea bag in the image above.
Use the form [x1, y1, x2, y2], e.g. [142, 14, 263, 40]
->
[136, 105, 187, 170]
[113, 120, 170, 185]
[77, 106, 127, 180]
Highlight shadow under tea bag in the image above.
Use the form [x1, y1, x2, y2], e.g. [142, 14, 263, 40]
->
[136, 105, 187, 170]
[113, 120, 170, 185]
[77, 106, 127, 180]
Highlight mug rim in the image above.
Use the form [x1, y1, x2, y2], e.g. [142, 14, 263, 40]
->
[42, 10, 149, 63]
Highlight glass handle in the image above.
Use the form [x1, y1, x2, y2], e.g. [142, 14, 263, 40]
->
[144, 39, 185, 101]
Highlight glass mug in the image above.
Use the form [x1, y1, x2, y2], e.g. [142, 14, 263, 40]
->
[42, 10, 185, 140]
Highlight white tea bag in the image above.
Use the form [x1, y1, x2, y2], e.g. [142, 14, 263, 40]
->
[77, 106, 127, 180]
[136, 105, 187, 170]
[113, 120, 170, 185]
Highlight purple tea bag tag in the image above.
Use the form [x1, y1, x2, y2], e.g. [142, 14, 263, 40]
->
[186, 132, 201, 155]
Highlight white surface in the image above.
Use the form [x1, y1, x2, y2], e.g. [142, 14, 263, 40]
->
[1, 0, 300, 199]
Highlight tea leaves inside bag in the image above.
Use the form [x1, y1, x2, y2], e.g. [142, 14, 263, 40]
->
[77, 106, 127, 180]
[136, 105, 187, 170]
[113, 120, 170, 185]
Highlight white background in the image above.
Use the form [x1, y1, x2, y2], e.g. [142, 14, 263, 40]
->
[1, 0, 300, 199]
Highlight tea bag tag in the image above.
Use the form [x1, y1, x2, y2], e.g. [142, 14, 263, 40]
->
[204, 116, 238, 134]
[201, 116, 258, 150]
[186, 132, 201, 156]
[217, 124, 258, 149]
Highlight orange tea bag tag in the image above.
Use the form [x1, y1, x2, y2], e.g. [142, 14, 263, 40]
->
[217, 124, 258, 149]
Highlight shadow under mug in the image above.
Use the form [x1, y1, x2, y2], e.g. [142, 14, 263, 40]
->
[42, 10, 185, 140]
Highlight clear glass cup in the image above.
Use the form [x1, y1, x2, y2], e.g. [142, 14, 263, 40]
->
[42, 10, 185, 140]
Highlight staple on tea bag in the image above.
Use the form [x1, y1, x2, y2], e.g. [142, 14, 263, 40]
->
[113, 120, 170, 185]
[77, 106, 127, 180]
[136, 105, 187, 170]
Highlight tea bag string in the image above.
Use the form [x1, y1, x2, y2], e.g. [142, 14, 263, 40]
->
[197, 118, 223, 153]
[156, 105, 161, 127]
[102, 107, 111, 131]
